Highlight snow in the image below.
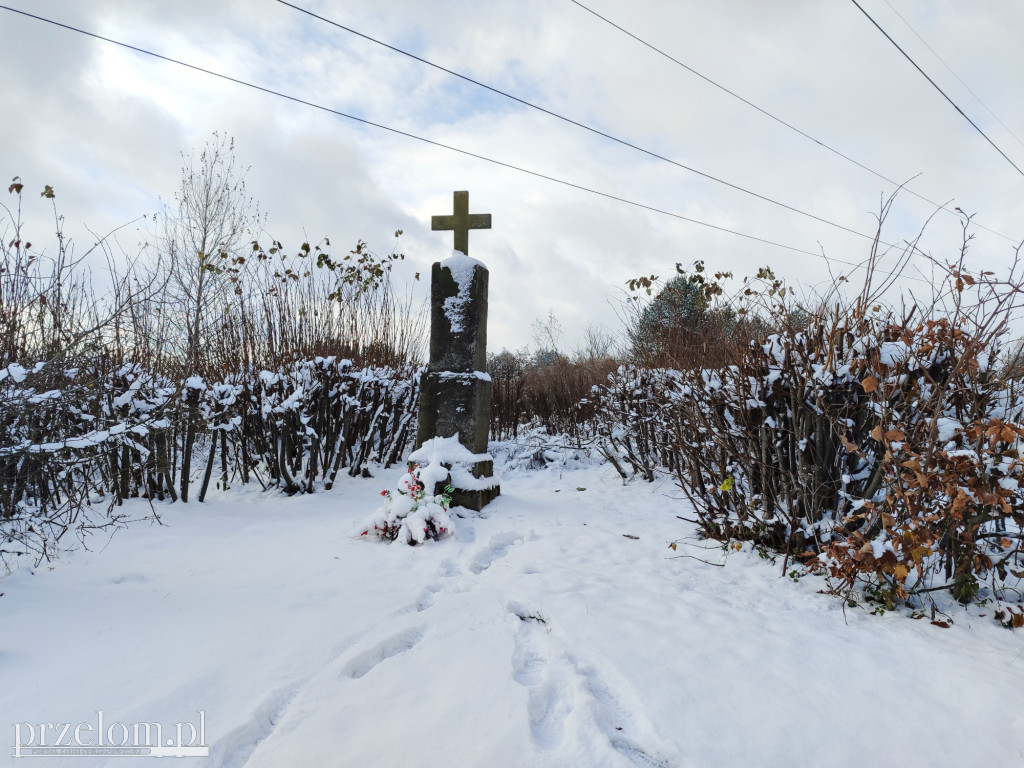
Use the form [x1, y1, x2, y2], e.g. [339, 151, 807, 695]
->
[1, 458, 1022, 767]
[437, 370, 492, 382]
[878, 341, 910, 367]
[441, 250, 484, 333]
[936, 417, 963, 443]
[407, 435, 499, 495]
[409, 434, 492, 466]
[1, 362, 28, 383]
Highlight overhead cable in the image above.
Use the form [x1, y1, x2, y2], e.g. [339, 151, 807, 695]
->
[880, 0, 1024, 151]
[849, 0, 1024, 180]
[275, 0, 886, 245]
[570, 0, 1020, 245]
[0, 4, 937, 285]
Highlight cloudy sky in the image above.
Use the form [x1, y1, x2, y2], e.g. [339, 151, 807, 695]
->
[2, 0, 1022, 353]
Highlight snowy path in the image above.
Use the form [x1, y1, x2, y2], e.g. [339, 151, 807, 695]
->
[1, 463, 1023, 767]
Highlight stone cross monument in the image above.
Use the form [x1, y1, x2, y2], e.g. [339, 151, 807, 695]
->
[415, 191, 499, 511]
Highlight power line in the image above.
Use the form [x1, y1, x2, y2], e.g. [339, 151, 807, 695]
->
[849, 0, 1024, 180]
[0, 4, 819, 259]
[274, 0, 884, 245]
[570, 0, 1021, 245]
[880, 0, 1024, 152]
[0, 4, 939, 288]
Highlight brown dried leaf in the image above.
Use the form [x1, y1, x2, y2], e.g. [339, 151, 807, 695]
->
[861, 376, 878, 393]
[930, 620, 950, 629]
[884, 429, 906, 442]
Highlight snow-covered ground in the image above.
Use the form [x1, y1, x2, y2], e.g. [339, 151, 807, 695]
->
[2, 455, 1022, 767]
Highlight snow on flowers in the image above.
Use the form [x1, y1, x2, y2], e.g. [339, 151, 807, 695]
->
[361, 461, 455, 545]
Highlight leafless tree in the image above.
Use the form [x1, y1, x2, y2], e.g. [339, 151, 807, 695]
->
[157, 132, 262, 374]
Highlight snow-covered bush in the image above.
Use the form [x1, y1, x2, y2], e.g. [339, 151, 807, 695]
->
[1, 356, 423, 568]
[598, 232, 1024, 608]
[0, 181, 162, 569]
[593, 365, 686, 483]
[0, 361, 151, 568]
[489, 427, 603, 475]
[360, 461, 454, 545]
[239, 357, 421, 494]
[1, 168, 426, 570]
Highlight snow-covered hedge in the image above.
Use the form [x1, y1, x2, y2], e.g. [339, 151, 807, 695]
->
[595, 292, 1024, 607]
[1, 357, 420, 567]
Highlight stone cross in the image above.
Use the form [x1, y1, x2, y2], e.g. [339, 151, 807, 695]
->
[415, 190, 499, 511]
[431, 190, 492, 255]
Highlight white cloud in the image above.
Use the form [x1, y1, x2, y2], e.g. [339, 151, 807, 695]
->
[1, 0, 1021, 353]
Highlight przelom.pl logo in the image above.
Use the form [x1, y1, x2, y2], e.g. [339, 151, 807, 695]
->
[12, 711, 208, 758]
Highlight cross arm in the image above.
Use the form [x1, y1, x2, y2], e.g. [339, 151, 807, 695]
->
[431, 190, 492, 254]
[431, 214, 492, 231]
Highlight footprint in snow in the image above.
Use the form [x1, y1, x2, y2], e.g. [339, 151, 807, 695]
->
[209, 683, 300, 768]
[326, 628, 371, 663]
[509, 603, 548, 685]
[509, 603, 571, 750]
[397, 583, 442, 615]
[438, 558, 462, 578]
[469, 532, 521, 574]
[339, 626, 425, 680]
[573, 658, 679, 768]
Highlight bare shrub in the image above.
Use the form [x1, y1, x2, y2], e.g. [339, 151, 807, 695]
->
[488, 347, 618, 442]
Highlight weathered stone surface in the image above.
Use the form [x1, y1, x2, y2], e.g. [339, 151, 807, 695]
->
[426, 260, 489, 374]
[417, 370, 491, 454]
[450, 464, 500, 511]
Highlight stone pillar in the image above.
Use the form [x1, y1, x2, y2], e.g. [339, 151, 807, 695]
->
[416, 252, 499, 510]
